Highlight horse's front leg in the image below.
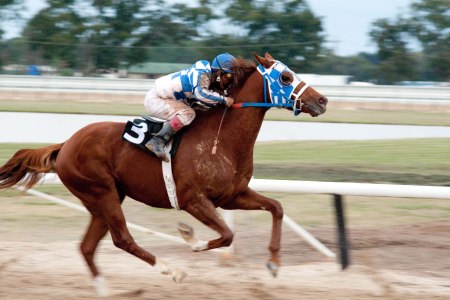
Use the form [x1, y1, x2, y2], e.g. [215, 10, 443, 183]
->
[181, 195, 234, 251]
[221, 188, 283, 277]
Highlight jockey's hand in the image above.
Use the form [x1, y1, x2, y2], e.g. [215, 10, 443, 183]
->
[224, 97, 234, 107]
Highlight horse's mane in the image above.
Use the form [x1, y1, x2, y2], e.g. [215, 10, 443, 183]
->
[228, 57, 257, 97]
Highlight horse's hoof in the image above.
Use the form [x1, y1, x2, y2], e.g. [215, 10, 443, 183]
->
[172, 268, 188, 283]
[155, 259, 188, 283]
[177, 222, 194, 241]
[266, 261, 279, 277]
[191, 240, 208, 252]
[93, 276, 109, 297]
[155, 259, 171, 275]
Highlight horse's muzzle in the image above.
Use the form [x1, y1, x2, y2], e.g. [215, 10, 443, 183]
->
[304, 96, 328, 117]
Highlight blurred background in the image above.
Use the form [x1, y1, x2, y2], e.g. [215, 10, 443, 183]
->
[0, 0, 449, 184]
[0, 0, 448, 85]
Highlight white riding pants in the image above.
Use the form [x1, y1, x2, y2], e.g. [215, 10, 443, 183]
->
[144, 88, 195, 126]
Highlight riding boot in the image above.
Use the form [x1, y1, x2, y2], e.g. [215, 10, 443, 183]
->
[145, 117, 182, 162]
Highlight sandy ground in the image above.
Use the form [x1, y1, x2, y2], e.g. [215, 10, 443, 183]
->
[1, 193, 450, 300]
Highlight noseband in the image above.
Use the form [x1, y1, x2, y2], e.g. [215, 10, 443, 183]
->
[232, 60, 308, 116]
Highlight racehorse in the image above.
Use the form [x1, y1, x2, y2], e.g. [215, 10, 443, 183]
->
[0, 52, 327, 294]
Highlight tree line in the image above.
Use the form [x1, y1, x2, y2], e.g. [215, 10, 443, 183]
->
[0, 0, 448, 84]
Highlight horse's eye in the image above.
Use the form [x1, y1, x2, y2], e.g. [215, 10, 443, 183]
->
[280, 72, 293, 85]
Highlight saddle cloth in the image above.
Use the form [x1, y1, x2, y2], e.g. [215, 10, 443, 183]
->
[121, 116, 182, 159]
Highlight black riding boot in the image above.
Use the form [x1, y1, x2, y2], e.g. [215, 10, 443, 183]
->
[145, 121, 177, 162]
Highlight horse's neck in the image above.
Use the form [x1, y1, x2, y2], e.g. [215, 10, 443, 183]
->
[225, 107, 266, 146]
[229, 71, 268, 149]
[190, 105, 266, 163]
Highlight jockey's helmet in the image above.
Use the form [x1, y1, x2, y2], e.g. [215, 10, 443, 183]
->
[211, 53, 235, 73]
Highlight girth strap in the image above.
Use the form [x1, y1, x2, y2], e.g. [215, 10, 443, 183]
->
[161, 140, 180, 210]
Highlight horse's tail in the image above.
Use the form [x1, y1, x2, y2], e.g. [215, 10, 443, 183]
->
[0, 143, 64, 191]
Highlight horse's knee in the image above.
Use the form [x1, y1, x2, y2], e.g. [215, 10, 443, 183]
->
[272, 201, 284, 220]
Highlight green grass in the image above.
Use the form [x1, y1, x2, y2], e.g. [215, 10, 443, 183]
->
[0, 99, 146, 116]
[254, 139, 450, 167]
[265, 108, 450, 126]
[253, 139, 450, 185]
[262, 193, 450, 228]
[0, 143, 50, 165]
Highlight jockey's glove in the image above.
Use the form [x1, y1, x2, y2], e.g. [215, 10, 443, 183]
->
[224, 97, 234, 107]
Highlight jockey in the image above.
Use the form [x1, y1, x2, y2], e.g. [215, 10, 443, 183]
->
[144, 53, 236, 162]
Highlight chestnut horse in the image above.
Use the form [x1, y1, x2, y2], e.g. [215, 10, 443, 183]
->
[0, 52, 327, 293]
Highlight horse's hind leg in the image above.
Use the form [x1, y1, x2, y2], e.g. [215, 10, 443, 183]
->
[80, 214, 109, 296]
[65, 183, 186, 293]
[221, 188, 283, 277]
[80, 215, 108, 278]
[91, 192, 186, 283]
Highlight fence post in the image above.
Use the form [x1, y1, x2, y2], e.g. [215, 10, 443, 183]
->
[334, 194, 350, 269]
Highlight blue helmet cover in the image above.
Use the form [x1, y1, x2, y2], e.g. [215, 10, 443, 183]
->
[211, 53, 235, 73]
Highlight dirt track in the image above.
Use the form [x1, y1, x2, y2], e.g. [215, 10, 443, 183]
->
[1, 193, 450, 300]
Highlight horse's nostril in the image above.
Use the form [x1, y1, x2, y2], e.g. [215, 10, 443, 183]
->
[318, 97, 328, 105]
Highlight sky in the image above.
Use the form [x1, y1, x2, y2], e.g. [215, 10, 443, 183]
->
[4, 0, 414, 56]
[307, 0, 414, 55]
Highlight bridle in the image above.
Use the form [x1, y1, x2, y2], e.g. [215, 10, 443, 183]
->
[232, 60, 309, 116]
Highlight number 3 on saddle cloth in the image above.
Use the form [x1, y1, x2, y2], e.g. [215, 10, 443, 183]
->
[121, 116, 183, 159]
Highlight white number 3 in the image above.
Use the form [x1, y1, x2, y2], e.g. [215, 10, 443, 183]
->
[123, 122, 148, 144]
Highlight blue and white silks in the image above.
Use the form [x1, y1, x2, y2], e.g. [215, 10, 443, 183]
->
[159, 60, 226, 107]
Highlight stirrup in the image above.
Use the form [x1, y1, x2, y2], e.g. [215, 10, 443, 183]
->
[159, 153, 170, 162]
[145, 138, 170, 162]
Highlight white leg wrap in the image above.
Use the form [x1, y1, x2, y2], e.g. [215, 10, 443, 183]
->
[155, 259, 187, 283]
[93, 276, 109, 297]
[191, 240, 209, 252]
[155, 259, 171, 275]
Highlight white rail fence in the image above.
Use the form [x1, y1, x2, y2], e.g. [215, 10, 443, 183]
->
[250, 179, 450, 262]
[249, 179, 450, 199]
[30, 175, 450, 261]
[1, 75, 449, 107]
[41, 175, 450, 200]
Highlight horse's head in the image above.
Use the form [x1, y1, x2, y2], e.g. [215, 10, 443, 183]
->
[253, 52, 328, 117]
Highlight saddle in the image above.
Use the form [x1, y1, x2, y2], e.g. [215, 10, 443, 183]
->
[121, 116, 183, 159]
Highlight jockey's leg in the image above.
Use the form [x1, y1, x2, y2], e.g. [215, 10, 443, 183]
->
[144, 95, 195, 162]
[145, 116, 182, 162]
[144, 90, 196, 123]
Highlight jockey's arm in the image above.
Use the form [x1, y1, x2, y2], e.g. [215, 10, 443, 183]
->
[193, 73, 228, 107]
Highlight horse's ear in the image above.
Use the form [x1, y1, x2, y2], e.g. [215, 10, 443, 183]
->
[253, 52, 271, 68]
[253, 52, 263, 63]
[264, 52, 274, 60]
